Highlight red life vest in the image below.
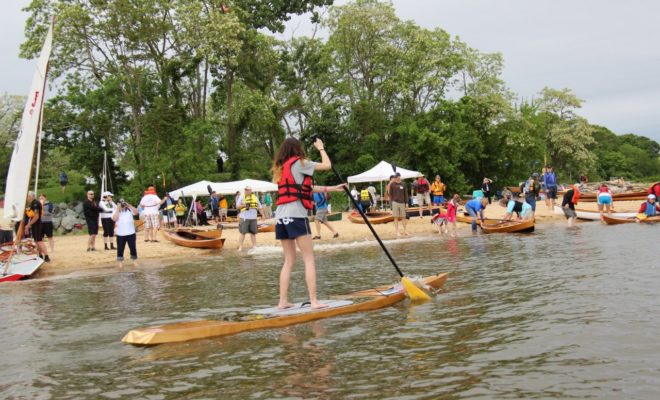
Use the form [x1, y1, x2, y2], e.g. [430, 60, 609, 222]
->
[276, 157, 314, 210]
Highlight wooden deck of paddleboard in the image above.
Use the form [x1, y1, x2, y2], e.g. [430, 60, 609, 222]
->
[122, 273, 448, 345]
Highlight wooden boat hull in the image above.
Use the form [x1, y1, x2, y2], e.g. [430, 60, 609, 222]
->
[161, 230, 226, 249]
[480, 219, 535, 233]
[405, 206, 442, 218]
[348, 212, 394, 224]
[257, 224, 275, 233]
[553, 205, 636, 221]
[456, 212, 500, 226]
[122, 273, 449, 345]
[172, 228, 222, 239]
[601, 214, 660, 225]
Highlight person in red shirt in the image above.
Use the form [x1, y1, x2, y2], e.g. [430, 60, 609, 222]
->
[413, 175, 431, 218]
[638, 194, 660, 220]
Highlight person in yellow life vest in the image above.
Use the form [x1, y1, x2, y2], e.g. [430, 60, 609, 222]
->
[24, 191, 50, 262]
[236, 186, 262, 252]
[218, 194, 228, 222]
[431, 175, 446, 206]
[360, 187, 373, 213]
[174, 198, 187, 226]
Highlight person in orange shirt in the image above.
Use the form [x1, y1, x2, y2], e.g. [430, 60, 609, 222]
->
[430, 175, 446, 206]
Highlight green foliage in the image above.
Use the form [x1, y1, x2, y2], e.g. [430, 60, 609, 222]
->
[15, 0, 659, 199]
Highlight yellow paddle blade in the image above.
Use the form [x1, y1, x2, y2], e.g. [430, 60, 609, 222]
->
[401, 277, 432, 301]
[637, 213, 648, 220]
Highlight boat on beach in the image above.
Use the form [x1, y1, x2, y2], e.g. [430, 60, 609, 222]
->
[171, 227, 222, 239]
[161, 229, 225, 249]
[557, 190, 647, 202]
[601, 214, 660, 225]
[257, 223, 275, 233]
[480, 218, 535, 233]
[348, 211, 394, 224]
[552, 205, 636, 221]
[122, 273, 449, 345]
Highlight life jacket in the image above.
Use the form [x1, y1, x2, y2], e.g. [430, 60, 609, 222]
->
[431, 181, 445, 195]
[360, 189, 371, 201]
[240, 193, 259, 212]
[571, 185, 581, 205]
[416, 179, 430, 193]
[276, 156, 314, 210]
[649, 182, 660, 197]
[509, 200, 523, 214]
[175, 204, 186, 215]
[643, 201, 658, 217]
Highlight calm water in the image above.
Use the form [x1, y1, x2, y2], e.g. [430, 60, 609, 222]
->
[2, 222, 660, 399]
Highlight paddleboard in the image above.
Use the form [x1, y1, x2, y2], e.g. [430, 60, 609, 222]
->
[250, 300, 354, 316]
[122, 273, 449, 346]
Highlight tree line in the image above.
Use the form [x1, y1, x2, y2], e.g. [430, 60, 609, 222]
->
[4, 0, 658, 200]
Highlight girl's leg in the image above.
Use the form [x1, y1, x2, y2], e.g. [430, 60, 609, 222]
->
[278, 239, 297, 309]
[322, 221, 337, 235]
[313, 219, 321, 238]
[295, 234, 327, 309]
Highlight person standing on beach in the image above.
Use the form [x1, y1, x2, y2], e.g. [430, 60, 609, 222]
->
[561, 184, 581, 227]
[445, 194, 460, 237]
[39, 193, 55, 253]
[99, 192, 116, 250]
[431, 175, 446, 206]
[218, 194, 229, 222]
[25, 191, 50, 261]
[209, 191, 220, 223]
[481, 178, 493, 204]
[312, 191, 339, 240]
[543, 166, 558, 209]
[413, 175, 432, 217]
[59, 171, 68, 193]
[596, 183, 613, 219]
[83, 190, 101, 251]
[112, 198, 139, 268]
[387, 172, 410, 237]
[236, 186, 262, 251]
[175, 198, 187, 226]
[262, 192, 273, 219]
[139, 186, 165, 242]
[524, 173, 541, 215]
[272, 137, 344, 310]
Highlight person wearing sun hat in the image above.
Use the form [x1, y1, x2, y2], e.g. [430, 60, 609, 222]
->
[100, 191, 117, 250]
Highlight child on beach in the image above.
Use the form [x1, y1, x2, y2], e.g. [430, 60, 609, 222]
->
[431, 210, 448, 234]
[446, 194, 460, 237]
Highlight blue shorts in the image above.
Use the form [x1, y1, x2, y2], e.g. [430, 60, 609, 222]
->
[433, 195, 444, 204]
[597, 194, 612, 205]
[275, 217, 312, 240]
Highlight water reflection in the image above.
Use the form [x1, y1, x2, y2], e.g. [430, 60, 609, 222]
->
[2, 223, 660, 398]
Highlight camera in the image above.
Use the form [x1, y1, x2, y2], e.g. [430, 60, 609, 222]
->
[309, 133, 319, 144]
[119, 199, 127, 208]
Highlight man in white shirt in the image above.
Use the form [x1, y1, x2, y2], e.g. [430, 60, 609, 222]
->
[236, 186, 262, 252]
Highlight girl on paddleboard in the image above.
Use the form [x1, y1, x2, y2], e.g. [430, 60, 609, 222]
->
[272, 137, 344, 310]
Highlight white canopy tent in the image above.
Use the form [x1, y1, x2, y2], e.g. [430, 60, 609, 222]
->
[170, 179, 277, 199]
[347, 161, 422, 183]
[347, 161, 422, 209]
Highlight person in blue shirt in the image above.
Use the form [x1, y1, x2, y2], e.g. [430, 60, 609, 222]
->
[465, 197, 488, 232]
[312, 191, 339, 240]
[543, 166, 558, 209]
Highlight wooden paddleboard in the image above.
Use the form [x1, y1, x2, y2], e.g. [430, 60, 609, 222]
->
[250, 300, 354, 316]
[122, 273, 448, 345]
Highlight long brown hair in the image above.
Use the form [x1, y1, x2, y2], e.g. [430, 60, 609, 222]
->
[272, 137, 306, 182]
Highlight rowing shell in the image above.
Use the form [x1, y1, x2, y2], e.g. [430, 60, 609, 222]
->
[122, 273, 449, 345]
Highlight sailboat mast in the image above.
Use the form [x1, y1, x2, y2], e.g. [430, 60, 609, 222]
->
[32, 69, 48, 195]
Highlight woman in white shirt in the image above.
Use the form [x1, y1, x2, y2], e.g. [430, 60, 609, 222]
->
[112, 199, 139, 268]
[100, 192, 117, 250]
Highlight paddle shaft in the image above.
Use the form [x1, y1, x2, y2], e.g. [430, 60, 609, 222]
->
[330, 165, 404, 278]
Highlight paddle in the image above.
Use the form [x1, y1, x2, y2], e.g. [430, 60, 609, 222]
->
[328, 162, 431, 301]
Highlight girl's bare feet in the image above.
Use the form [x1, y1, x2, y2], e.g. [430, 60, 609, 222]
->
[277, 302, 294, 310]
[310, 302, 328, 310]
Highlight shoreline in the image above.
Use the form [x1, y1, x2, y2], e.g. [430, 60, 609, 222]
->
[21, 200, 642, 281]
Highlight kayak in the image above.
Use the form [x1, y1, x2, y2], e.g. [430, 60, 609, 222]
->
[553, 205, 636, 221]
[601, 214, 660, 225]
[348, 211, 394, 224]
[122, 273, 449, 345]
[480, 219, 534, 233]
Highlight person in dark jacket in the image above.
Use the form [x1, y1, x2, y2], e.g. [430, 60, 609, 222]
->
[481, 177, 493, 204]
[83, 190, 101, 251]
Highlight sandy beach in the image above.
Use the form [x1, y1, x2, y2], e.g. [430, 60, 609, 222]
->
[25, 199, 642, 279]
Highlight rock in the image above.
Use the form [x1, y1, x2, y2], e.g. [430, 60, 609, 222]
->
[73, 203, 84, 215]
[58, 202, 68, 210]
[65, 209, 78, 218]
[56, 226, 67, 235]
[61, 215, 77, 231]
[52, 216, 62, 230]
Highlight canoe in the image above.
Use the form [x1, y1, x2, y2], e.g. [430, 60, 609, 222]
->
[405, 206, 442, 218]
[552, 205, 636, 221]
[557, 190, 647, 203]
[480, 218, 535, 233]
[348, 211, 394, 224]
[171, 227, 222, 239]
[601, 214, 660, 225]
[0, 253, 44, 283]
[161, 229, 226, 249]
[122, 273, 449, 345]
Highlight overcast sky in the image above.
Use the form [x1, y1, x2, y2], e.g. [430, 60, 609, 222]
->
[3, 0, 660, 142]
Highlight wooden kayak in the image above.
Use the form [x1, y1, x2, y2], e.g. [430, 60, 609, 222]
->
[348, 211, 394, 224]
[552, 205, 636, 221]
[257, 224, 275, 233]
[161, 229, 226, 249]
[122, 273, 449, 345]
[480, 218, 535, 233]
[601, 214, 660, 225]
[405, 206, 442, 218]
[455, 212, 500, 226]
[172, 227, 222, 239]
